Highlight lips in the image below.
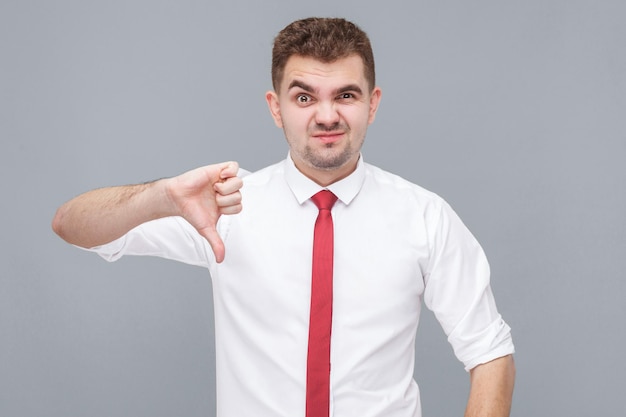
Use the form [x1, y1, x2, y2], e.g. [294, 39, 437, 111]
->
[312, 132, 345, 144]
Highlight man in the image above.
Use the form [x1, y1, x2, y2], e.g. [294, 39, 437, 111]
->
[53, 17, 515, 417]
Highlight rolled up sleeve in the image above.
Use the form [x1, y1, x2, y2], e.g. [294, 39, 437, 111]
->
[82, 216, 214, 268]
[423, 201, 514, 371]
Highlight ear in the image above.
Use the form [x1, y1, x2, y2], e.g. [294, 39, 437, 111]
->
[265, 90, 283, 128]
[367, 87, 382, 125]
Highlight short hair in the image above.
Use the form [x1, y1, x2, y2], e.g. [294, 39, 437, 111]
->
[271, 17, 376, 92]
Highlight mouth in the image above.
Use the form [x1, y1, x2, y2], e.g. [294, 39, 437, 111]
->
[311, 131, 345, 144]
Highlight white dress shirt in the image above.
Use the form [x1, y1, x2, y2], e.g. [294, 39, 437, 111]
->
[90, 155, 514, 417]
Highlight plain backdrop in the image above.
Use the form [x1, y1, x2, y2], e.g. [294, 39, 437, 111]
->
[1, 1, 625, 416]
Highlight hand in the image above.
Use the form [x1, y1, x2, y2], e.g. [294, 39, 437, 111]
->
[165, 161, 243, 263]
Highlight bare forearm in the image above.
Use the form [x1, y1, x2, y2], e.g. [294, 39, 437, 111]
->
[52, 179, 174, 248]
[52, 162, 242, 262]
[464, 355, 515, 417]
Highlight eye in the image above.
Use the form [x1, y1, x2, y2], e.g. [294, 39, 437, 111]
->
[340, 93, 353, 99]
[296, 94, 311, 103]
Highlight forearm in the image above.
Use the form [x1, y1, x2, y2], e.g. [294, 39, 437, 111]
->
[464, 355, 515, 417]
[52, 179, 175, 248]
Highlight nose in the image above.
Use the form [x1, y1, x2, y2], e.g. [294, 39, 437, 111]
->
[314, 101, 340, 127]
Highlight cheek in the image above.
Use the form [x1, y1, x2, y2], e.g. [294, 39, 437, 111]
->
[282, 107, 313, 129]
[343, 108, 372, 129]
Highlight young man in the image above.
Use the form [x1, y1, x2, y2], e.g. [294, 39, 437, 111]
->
[53, 17, 515, 417]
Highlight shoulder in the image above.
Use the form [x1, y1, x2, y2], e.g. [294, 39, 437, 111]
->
[232, 160, 295, 207]
[362, 162, 445, 206]
[238, 160, 285, 187]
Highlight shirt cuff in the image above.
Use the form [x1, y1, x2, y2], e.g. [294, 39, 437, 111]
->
[448, 315, 515, 371]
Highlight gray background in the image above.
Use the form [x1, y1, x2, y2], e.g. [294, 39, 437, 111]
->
[1, 0, 624, 416]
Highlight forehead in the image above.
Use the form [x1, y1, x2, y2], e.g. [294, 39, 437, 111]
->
[280, 54, 368, 91]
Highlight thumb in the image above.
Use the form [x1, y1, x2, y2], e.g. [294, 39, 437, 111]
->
[198, 225, 226, 263]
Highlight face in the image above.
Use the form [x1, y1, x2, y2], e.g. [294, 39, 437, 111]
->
[266, 54, 382, 186]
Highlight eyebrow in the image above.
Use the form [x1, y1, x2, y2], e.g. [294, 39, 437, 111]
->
[288, 80, 316, 93]
[287, 80, 363, 96]
[336, 84, 363, 95]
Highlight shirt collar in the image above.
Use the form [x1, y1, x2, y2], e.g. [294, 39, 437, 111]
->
[284, 153, 366, 206]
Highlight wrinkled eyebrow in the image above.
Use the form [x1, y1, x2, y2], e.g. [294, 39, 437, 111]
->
[335, 84, 363, 96]
[288, 80, 363, 96]
[288, 80, 316, 93]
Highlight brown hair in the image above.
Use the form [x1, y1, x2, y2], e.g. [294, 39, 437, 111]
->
[271, 17, 376, 92]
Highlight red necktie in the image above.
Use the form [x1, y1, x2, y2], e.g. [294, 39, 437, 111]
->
[306, 190, 338, 417]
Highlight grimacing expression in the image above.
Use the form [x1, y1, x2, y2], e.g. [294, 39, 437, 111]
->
[266, 54, 381, 185]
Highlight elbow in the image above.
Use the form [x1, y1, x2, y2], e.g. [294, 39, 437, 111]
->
[469, 354, 516, 386]
[510, 354, 516, 376]
[509, 355, 517, 386]
[51, 205, 69, 242]
[502, 354, 516, 380]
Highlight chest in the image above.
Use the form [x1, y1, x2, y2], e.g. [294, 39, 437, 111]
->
[214, 192, 429, 322]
